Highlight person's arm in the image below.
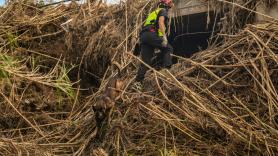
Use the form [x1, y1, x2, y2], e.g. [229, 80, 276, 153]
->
[158, 16, 166, 36]
[158, 16, 168, 47]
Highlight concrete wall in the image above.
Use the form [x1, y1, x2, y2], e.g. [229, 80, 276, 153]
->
[172, 0, 208, 17]
[174, 0, 278, 21]
[169, 0, 278, 59]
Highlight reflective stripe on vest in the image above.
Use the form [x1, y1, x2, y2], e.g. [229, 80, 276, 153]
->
[144, 8, 164, 36]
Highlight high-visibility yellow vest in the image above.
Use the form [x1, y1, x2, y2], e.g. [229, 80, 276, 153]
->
[143, 8, 164, 36]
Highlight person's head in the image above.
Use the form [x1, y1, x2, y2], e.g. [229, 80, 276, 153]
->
[159, 0, 174, 9]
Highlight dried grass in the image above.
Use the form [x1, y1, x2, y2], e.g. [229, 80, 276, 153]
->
[0, 0, 277, 155]
[95, 22, 278, 155]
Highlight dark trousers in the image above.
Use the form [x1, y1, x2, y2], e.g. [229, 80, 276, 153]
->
[135, 31, 173, 82]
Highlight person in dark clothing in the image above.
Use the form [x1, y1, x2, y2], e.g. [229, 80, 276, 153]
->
[134, 0, 174, 89]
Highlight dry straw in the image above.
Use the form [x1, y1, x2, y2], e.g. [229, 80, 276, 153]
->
[0, 0, 277, 155]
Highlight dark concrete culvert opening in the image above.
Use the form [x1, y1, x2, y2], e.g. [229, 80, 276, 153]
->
[169, 11, 221, 63]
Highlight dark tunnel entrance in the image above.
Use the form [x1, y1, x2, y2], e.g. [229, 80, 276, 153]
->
[169, 11, 220, 62]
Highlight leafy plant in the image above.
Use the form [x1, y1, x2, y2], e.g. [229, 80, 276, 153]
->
[0, 53, 16, 79]
[7, 32, 18, 50]
[55, 63, 76, 99]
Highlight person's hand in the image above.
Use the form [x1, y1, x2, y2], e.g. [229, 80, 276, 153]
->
[162, 35, 168, 47]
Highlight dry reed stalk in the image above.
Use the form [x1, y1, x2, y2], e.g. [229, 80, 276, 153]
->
[1, 0, 278, 155]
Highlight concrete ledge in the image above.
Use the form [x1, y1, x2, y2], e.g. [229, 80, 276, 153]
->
[172, 0, 209, 17]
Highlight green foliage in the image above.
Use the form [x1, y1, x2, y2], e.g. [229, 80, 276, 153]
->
[0, 53, 16, 79]
[6, 32, 18, 50]
[55, 63, 75, 99]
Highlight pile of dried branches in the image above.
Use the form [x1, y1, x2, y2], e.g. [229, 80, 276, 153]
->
[0, 0, 278, 155]
[0, 0, 154, 87]
[0, 52, 76, 155]
[90, 22, 278, 155]
[0, 0, 157, 155]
